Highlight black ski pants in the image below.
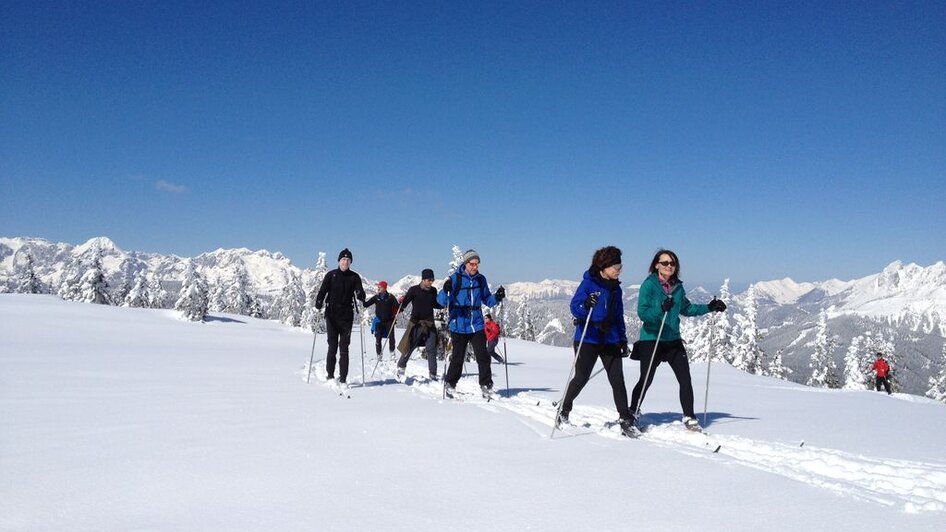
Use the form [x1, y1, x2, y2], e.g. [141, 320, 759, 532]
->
[396, 327, 439, 377]
[561, 342, 630, 420]
[629, 339, 695, 418]
[325, 315, 353, 383]
[875, 376, 892, 394]
[446, 330, 492, 389]
[374, 320, 395, 357]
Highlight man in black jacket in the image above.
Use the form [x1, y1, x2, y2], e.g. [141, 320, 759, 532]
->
[315, 248, 366, 384]
[395, 268, 443, 380]
[364, 280, 399, 360]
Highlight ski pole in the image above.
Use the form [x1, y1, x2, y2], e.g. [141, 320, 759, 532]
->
[703, 312, 716, 427]
[551, 292, 599, 439]
[634, 303, 670, 420]
[500, 301, 509, 396]
[354, 299, 366, 386]
[305, 327, 318, 384]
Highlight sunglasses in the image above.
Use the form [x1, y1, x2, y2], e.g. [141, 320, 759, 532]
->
[657, 261, 676, 267]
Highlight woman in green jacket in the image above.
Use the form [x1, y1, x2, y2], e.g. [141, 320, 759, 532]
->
[629, 249, 726, 431]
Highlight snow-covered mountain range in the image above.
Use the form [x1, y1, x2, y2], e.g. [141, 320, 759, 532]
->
[2, 236, 944, 395]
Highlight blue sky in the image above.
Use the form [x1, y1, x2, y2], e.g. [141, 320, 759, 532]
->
[2, 1, 944, 288]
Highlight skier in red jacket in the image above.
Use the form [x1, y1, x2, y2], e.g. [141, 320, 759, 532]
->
[484, 313, 504, 364]
[872, 352, 892, 395]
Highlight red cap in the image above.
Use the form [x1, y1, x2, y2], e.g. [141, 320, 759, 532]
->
[378, 281, 388, 289]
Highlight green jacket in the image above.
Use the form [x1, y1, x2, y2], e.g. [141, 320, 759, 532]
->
[637, 273, 710, 342]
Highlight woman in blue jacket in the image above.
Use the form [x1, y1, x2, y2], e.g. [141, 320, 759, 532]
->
[437, 249, 506, 397]
[629, 249, 726, 431]
[557, 246, 636, 437]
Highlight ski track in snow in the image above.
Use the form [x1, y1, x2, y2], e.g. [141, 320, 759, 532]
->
[301, 359, 946, 513]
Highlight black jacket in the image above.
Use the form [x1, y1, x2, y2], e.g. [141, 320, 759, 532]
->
[364, 292, 399, 322]
[401, 284, 443, 321]
[315, 269, 366, 325]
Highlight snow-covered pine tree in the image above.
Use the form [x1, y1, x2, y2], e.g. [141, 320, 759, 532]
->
[226, 263, 253, 315]
[925, 342, 946, 403]
[273, 273, 306, 327]
[300, 252, 329, 332]
[147, 274, 168, 309]
[731, 285, 765, 375]
[57, 255, 85, 301]
[711, 279, 733, 363]
[175, 261, 209, 322]
[14, 250, 44, 294]
[77, 249, 110, 305]
[512, 300, 537, 341]
[767, 348, 791, 380]
[446, 245, 464, 279]
[208, 282, 227, 313]
[112, 258, 135, 305]
[681, 318, 706, 361]
[807, 308, 839, 388]
[123, 272, 151, 308]
[841, 335, 870, 390]
[248, 297, 264, 319]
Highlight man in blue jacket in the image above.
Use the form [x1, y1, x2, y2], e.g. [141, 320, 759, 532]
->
[437, 249, 506, 397]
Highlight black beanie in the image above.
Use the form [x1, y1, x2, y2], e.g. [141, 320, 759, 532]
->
[421, 268, 435, 280]
[338, 248, 353, 262]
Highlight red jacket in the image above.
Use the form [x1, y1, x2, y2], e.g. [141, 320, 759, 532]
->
[485, 321, 500, 342]
[873, 358, 890, 378]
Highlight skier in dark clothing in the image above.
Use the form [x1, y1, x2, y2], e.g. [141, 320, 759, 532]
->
[628, 249, 726, 432]
[395, 269, 444, 380]
[437, 249, 505, 397]
[314, 248, 366, 385]
[364, 280, 399, 360]
[557, 246, 636, 437]
[872, 352, 892, 394]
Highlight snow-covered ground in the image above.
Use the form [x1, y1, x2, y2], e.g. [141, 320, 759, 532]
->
[2, 295, 945, 531]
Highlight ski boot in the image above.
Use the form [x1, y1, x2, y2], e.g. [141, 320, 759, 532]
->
[619, 418, 641, 439]
[683, 416, 702, 432]
[444, 383, 457, 399]
[555, 410, 569, 428]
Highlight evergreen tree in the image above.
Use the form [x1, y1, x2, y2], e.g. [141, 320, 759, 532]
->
[175, 261, 209, 322]
[512, 300, 536, 341]
[208, 282, 228, 313]
[226, 263, 253, 315]
[112, 258, 135, 305]
[77, 250, 110, 304]
[300, 252, 329, 332]
[273, 273, 306, 327]
[147, 275, 168, 309]
[925, 342, 946, 403]
[446, 245, 464, 278]
[58, 256, 85, 301]
[731, 284, 765, 374]
[808, 309, 839, 388]
[713, 279, 734, 363]
[841, 335, 870, 390]
[124, 273, 150, 308]
[14, 250, 43, 294]
[248, 296, 264, 319]
[767, 348, 791, 380]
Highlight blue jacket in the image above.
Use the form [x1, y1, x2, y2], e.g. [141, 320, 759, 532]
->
[570, 269, 627, 345]
[637, 273, 709, 342]
[436, 265, 499, 334]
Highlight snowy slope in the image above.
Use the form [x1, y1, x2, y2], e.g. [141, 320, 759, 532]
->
[2, 295, 945, 531]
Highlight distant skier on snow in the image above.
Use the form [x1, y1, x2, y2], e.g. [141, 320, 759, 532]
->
[314, 248, 366, 385]
[628, 249, 726, 432]
[556, 246, 636, 437]
[872, 352, 893, 395]
[484, 313, 504, 364]
[395, 269, 444, 380]
[364, 281, 399, 360]
[438, 250, 505, 398]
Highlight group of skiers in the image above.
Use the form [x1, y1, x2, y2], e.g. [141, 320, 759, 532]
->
[314, 248, 506, 399]
[311, 245, 904, 438]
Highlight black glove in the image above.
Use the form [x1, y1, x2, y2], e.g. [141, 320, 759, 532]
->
[619, 341, 629, 357]
[583, 292, 600, 310]
[495, 286, 505, 302]
[661, 297, 673, 312]
[315, 301, 323, 311]
[708, 297, 727, 312]
[442, 277, 452, 293]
